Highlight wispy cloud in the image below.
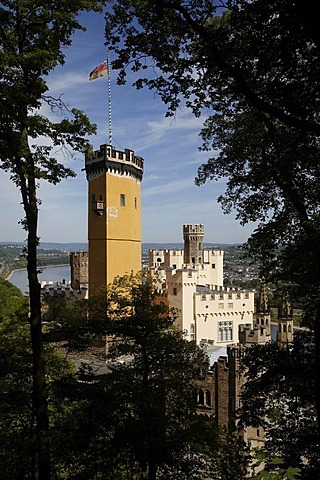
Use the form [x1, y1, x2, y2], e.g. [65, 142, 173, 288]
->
[0, 11, 255, 245]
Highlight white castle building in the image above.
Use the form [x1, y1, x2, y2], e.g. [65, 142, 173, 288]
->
[148, 224, 255, 346]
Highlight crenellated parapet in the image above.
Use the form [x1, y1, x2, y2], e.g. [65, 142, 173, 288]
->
[183, 223, 204, 236]
[238, 323, 270, 345]
[85, 144, 144, 182]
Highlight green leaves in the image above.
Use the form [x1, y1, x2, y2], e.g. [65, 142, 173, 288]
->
[0, 3, 105, 478]
[250, 454, 302, 480]
[239, 333, 318, 476]
[0, 277, 28, 317]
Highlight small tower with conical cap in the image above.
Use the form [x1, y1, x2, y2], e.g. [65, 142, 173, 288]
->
[256, 278, 271, 337]
[276, 287, 294, 348]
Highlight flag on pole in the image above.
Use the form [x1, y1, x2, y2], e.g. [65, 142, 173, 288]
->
[89, 60, 108, 81]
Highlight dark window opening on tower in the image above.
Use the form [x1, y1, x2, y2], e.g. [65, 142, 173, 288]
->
[134, 197, 137, 209]
[192, 257, 195, 264]
[120, 194, 126, 206]
[205, 390, 211, 407]
[212, 263, 215, 269]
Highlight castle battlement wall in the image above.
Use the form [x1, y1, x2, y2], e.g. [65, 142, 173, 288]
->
[238, 323, 270, 344]
[183, 223, 204, 235]
[85, 144, 143, 182]
[203, 249, 224, 261]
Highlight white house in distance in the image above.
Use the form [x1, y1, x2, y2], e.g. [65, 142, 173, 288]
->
[148, 224, 254, 346]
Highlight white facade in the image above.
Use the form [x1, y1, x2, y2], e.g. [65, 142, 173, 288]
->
[148, 231, 254, 346]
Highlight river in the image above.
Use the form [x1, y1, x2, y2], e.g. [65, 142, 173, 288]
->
[9, 265, 71, 294]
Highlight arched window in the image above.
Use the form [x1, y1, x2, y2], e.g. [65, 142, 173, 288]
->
[198, 389, 204, 406]
[205, 390, 211, 407]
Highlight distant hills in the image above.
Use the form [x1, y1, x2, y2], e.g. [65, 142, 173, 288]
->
[0, 242, 88, 251]
[0, 241, 240, 252]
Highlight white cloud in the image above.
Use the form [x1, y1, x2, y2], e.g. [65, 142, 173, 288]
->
[0, 11, 254, 246]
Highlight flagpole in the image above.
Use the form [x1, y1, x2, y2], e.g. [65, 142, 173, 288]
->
[107, 50, 112, 147]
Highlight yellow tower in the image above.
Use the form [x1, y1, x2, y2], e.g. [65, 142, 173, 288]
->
[85, 144, 144, 295]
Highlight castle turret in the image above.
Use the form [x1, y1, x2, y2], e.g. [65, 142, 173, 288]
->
[255, 279, 271, 337]
[276, 287, 294, 348]
[85, 144, 144, 295]
[183, 224, 204, 266]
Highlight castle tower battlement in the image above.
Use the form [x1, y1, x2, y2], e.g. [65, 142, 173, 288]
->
[85, 144, 143, 182]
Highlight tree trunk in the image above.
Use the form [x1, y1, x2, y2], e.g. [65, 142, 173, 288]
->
[23, 169, 51, 479]
[148, 462, 157, 480]
[313, 315, 320, 454]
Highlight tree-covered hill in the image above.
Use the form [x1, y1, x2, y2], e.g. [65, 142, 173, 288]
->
[0, 245, 69, 278]
[0, 277, 28, 317]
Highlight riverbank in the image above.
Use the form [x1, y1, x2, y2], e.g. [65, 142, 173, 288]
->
[4, 267, 25, 282]
[4, 263, 70, 281]
[6, 264, 71, 294]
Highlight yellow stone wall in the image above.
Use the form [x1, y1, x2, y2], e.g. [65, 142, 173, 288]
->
[88, 170, 142, 295]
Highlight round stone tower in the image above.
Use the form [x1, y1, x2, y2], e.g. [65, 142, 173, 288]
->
[183, 224, 204, 266]
[70, 251, 89, 290]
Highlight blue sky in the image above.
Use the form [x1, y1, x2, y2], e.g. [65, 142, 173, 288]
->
[0, 9, 255, 245]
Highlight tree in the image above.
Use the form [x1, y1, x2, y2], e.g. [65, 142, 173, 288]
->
[0, 2, 105, 478]
[0, 310, 76, 480]
[250, 456, 301, 480]
[104, 281, 210, 480]
[0, 276, 28, 316]
[239, 332, 318, 479]
[105, 0, 320, 454]
[46, 277, 249, 479]
[106, 0, 319, 133]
